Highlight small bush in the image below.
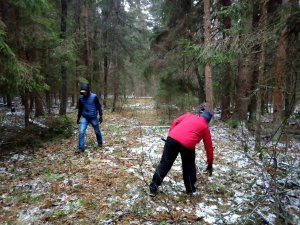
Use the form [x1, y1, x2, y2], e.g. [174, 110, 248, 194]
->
[44, 116, 73, 139]
[0, 116, 73, 152]
[227, 119, 239, 129]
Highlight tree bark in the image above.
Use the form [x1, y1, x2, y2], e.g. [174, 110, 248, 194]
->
[103, 55, 109, 108]
[74, 0, 81, 109]
[203, 0, 214, 113]
[83, 3, 91, 84]
[102, 5, 109, 108]
[112, 0, 121, 112]
[272, 0, 290, 142]
[220, 0, 232, 121]
[24, 89, 30, 128]
[234, 11, 254, 120]
[35, 92, 44, 117]
[255, 0, 269, 152]
[272, 23, 288, 122]
[59, 0, 68, 115]
[194, 66, 205, 104]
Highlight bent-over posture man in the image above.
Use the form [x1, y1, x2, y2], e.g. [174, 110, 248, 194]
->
[149, 111, 214, 196]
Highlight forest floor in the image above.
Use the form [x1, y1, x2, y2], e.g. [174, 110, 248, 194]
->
[0, 98, 300, 225]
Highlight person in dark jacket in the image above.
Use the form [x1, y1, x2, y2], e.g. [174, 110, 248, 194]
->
[76, 84, 103, 152]
[149, 111, 214, 196]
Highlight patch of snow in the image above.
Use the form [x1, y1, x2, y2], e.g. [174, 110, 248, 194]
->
[224, 214, 241, 224]
[10, 154, 26, 161]
[196, 203, 218, 224]
[155, 206, 169, 212]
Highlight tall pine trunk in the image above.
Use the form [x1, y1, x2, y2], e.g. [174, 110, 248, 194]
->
[24, 89, 30, 128]
[272, 0, 290, 123]
[255, 0, 269, 152]
[74, 0, 81, 108]
[234, 10, 254, 120]
[102, 6, 109, 108]
[220, 0, 232, 121]
[59, 0, 67, 115]
[203, 0, 213, 113]
[83, 3, 91, 84]
[272, 29, 287, 123]
[112, 0, 121, 112]
[103, 55, 108, 108]
[35, 92, 44, 117]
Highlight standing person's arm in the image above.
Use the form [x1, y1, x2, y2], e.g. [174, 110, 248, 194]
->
[202, 128, 214, 175]
[94, 96, 102, 123]
[77, 99, 82, 124]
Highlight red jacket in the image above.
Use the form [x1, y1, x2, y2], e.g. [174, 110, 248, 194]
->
[168, 113, 214, 164]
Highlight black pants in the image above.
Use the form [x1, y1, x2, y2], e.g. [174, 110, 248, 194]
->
[150, 137, 196, 193]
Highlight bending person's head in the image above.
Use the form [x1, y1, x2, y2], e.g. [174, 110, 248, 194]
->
[200, 111, 213, 123]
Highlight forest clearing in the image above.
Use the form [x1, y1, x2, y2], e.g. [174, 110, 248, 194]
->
[0, 98, 299, 224]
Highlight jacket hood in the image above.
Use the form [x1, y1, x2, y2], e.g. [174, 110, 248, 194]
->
[200, 111, 213, 123]
[80, 84, 90, 93]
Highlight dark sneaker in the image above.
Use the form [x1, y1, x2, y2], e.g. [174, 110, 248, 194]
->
[149, 186, 157, 197]
[149, 190, 157, 197]
[75, 149, 84, 154]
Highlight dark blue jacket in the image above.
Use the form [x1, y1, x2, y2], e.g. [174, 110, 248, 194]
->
[78, 93, 102, 120]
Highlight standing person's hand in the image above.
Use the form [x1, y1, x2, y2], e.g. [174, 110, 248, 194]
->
[99, 117, 102, 124]
[205, 164, 213, 176]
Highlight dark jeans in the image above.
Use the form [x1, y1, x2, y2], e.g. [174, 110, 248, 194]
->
[150, 137, 196, 193]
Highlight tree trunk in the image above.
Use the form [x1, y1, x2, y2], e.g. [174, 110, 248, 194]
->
[24, 89, 30, 128]
[6, 95, 12, 108]
[234, 11, 254, 120]
[203, 0, 214, 113]
[46, 91, 51, 114]
[35, 92, 44, 117]
[112, 0, 121, 112]
[102, 5, 109, 109]
[59, 0, 68, 115]
[255, 0, 269, 152]
[272, 31, 287, 123]
[220, 0, 232, 121]
[221, 63, 231, 121]
[194, 66, 205, 104]
[248, 70, 259, 125]
[83, 3, 91, 84]
[74, 0, 81, 109]
[284, 68, 296, 117]
[103, 55, 109, 108]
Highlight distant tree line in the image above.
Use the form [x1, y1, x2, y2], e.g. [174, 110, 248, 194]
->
[0, 0, 151, 127]
[149, 0, 300, 147]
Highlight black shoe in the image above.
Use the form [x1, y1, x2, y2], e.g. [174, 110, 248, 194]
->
[75, 149, 84, 154]
[149, 190, 157, 197]
[149, 186, 157, 197]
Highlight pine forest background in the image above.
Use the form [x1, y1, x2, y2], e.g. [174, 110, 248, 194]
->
[0, 0, 299, 128]
[1, 0, 300, 127]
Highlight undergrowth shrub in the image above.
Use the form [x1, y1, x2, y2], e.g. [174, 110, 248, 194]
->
[0, 116, 73, 152]
[226, 118, 239, 129]
[44, 116, 73, 138]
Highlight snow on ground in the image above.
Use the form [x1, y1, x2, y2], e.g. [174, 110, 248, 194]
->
[0, 99, 299, 224]
[120, 103, 300, 224]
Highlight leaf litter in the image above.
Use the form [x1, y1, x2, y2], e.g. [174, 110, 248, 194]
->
[0, 98, 299, 224]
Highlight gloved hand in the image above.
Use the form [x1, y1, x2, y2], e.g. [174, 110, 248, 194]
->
[77, 118, 80, 124]
[99, 117, 102, 124]
[205, 164, 213, 176]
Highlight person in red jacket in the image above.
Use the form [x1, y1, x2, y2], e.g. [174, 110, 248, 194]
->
[149, 111, 214, 196]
